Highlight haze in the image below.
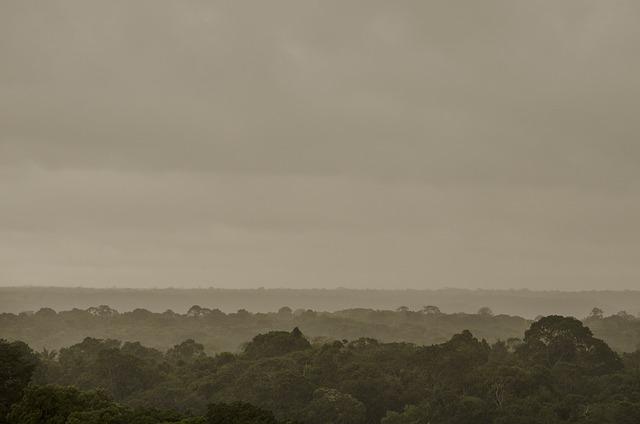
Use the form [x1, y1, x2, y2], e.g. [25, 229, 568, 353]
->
[1, 1, 639, 290]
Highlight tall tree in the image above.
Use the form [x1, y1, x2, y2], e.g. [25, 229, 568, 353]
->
[517, 315, 623, 374]
[0, 339, 39, 421]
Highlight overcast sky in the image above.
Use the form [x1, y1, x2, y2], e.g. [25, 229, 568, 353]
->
[1, 1, 639, 290]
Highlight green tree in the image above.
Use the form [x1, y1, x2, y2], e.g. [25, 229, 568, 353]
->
[37, 347, 58, 362]
[588, 307, 604, 320]
[243, 329, 311, 359]
[478, 307, 494, 316]
[277, 307, 292, 317]
[166, 339, 206, 364]
[6, 385, 113, 424]
[306, 388, 366, 424]
[421, 305, 442, 315]
[232, 356, 314, 419]
[7, 384, 186, 424]
[58, 337, 122, 379]
[517, 315, 623, 374]
[0, 339, 39, 420]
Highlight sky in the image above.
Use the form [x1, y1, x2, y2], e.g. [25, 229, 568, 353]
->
[1, 1, 639, 290]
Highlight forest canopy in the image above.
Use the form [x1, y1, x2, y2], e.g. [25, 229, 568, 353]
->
[2, 313, 640, 423]
[2, 303, 640, 355]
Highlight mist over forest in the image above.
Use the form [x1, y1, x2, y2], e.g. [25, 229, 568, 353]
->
[3, 287, 640, 319]
[3, 0, 640, 422]
[4, 298, 640, 423]
[4, 289, 640, 355]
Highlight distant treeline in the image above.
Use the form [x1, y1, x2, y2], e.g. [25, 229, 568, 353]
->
[2, 304, 640, 355]
[3, 316, 640, 423]
[3, 286, 640, 318]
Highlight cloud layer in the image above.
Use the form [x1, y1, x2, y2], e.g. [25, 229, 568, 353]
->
[1, 1, 639, 289]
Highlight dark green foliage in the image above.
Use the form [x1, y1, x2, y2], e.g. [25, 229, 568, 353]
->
[5, 315, 640, 423]
[53, 337, 163, 401]
[7, 385, 114, 424]
[243, 328, 311, 359]
[6, 384, 186, 424]
[0, 339, 39, 421]
[306, 387, 366, 424]
[517, 315, 623, 374]
[228, 355, 314, 419]
[121, 342, 164, 362]
[166, 339, 206, 364]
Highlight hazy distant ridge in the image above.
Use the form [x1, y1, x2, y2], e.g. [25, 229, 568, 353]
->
[2, 287, 639, 319]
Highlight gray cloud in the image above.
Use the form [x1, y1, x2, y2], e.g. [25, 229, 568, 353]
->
[1, 1, 639, 289]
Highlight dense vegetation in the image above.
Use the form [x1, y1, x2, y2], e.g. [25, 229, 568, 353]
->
[2, 304, 640, 355]
[0, 304, 532, 354]
[3, 314, 640, 423]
